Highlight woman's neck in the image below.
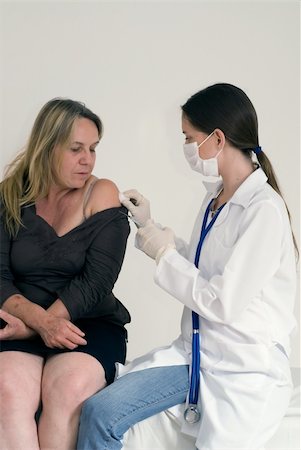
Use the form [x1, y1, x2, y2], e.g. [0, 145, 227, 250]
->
[40, 185, 73, 206]
[218, 152, 256, 205]
[221, 170, 253, 201]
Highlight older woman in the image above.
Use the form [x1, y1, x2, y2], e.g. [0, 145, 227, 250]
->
[0, 98, 130, 450]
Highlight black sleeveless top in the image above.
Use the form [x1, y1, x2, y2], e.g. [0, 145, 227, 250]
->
[0, 204, 131, 326]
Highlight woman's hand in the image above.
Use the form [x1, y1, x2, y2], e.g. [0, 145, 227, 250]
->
[37, 314, 87, 350]
[136, 219, 176, 263]
[2, 296, 86, 349]
[0, 309, 36, 340]
[119, 189, 151, 227]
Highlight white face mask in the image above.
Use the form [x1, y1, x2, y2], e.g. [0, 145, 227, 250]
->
[183, 131, 223, 178]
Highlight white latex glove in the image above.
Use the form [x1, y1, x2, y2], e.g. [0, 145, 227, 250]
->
[136, 219, 176, 263]
[119, 189, 151, 227]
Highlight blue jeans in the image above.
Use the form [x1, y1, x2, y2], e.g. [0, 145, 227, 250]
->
[77, 365, 189, 450]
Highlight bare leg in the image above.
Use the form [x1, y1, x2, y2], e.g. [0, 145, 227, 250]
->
[39, 352, 106, 450]
[0, 351, 44, 450]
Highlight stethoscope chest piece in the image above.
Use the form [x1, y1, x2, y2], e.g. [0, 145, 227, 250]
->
[184, 404, 201, 424]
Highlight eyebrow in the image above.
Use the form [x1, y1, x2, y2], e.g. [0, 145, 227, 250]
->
[71, 141, 100, 146]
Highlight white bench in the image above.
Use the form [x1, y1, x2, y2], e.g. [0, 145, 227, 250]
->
[123, 367, 300, 450]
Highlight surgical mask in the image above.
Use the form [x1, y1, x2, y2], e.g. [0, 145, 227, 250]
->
[183, 131, 223, 178]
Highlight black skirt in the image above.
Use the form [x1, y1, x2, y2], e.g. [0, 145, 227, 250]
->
[0, 317, 127, 385]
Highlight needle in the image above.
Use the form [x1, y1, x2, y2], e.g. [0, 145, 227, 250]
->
[119, 211, 141, 228]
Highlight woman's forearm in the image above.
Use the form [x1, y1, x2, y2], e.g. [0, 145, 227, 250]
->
[2, 294, 49, 331]
[47, 299, 71, 320]
[0, 309, 37, 340]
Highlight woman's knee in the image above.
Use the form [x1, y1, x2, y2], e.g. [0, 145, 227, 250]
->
[79, 379, 127, 436]
[81, 395, 102, 424]
[0, 354, 42, 415]
[79, 391, 117, 441]
[0, 371, 23, 406]
[77, 395, 115, 450]
[41, 364, 106, 411]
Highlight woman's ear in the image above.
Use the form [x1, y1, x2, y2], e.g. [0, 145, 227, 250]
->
[214, 129, 226, 149]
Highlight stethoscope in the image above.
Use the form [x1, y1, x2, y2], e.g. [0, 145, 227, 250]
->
[184, 198, 226, 424]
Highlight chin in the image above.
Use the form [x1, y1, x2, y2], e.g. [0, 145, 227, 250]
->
[73, 176, 90, 187]
[76, 180, 87, 188]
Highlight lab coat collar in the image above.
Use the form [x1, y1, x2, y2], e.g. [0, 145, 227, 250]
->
[202, 179, 223, 195]
[202, 168, 268, 208]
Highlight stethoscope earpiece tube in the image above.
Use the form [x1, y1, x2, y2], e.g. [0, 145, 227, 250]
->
[184, 199, 226, 423]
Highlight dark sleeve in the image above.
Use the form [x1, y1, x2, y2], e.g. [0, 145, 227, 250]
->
[57, 211, 130, 321]
[0, 212, 22, 305]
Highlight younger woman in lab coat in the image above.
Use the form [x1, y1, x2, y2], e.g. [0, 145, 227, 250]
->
[77, 83, 298, 450]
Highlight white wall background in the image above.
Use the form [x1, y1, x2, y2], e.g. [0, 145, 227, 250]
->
[0, 0, 299, 366]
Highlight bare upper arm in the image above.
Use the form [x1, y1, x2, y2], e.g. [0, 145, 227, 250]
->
[84, 178, 121, 217]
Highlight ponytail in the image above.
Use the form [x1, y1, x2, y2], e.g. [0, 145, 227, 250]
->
[257, 151, 299, 259]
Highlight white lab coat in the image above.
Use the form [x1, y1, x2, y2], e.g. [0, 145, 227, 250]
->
[118, 168, 297, 449]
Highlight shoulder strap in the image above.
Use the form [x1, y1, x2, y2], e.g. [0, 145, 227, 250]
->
[83, 179, 98, 219]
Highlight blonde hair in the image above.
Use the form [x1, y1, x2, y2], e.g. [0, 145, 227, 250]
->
[0, 98, 102, 236]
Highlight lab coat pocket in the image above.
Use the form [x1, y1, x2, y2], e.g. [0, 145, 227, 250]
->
[202, 235, 235, 276]
[214, 225, 240, 249]
[204, 340, 272, 374]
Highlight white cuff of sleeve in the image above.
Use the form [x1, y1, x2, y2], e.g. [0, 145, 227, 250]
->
[155, 244, 176, 265]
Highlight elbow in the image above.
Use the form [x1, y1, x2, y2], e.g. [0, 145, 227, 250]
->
[206, 298, 242, 325]
[218, 301, 245, 325]
[220, 311, 239, 325]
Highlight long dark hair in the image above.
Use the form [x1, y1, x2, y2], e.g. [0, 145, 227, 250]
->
[182, 83, 298, 257]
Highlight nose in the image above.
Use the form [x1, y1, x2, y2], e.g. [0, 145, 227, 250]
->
[79, 149, 93, 165]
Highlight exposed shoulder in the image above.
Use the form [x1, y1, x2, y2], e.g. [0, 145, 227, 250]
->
[84, 178, 121, 217]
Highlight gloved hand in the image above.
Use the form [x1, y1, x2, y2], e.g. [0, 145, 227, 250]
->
[119, 189, 151, 227]
[136, 219, 176, 263]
